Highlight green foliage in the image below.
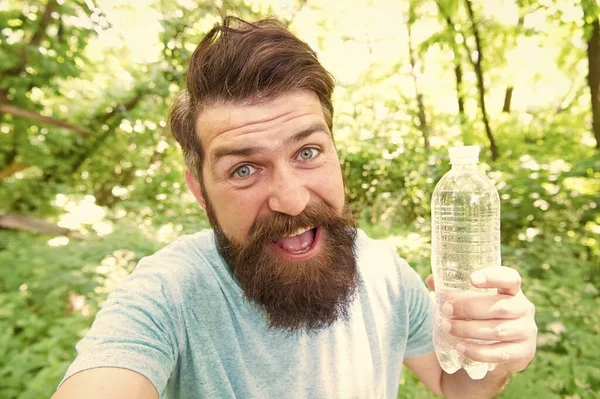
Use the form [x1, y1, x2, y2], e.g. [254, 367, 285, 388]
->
[0, 222, 166, 398]
[0, 0, 599, 398]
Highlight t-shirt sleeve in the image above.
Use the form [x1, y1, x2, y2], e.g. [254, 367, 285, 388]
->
[398, 257, 435, 358]
[58, 257, 183, 395]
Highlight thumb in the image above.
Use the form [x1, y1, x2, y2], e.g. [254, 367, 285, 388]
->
[426, 274, 435, 291]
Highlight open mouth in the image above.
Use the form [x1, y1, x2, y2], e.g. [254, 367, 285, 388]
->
[271, 226, 322, 260]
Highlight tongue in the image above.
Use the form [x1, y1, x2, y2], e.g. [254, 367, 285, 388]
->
[274, 229, 315, 253]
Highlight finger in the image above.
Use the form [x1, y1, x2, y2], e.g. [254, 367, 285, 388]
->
[444, 292, 534, 320]
[443, 317, 537, 342]
[470, 266, 522, 295]
[426, 275, 435, 290]
[455, 340, 536, 371]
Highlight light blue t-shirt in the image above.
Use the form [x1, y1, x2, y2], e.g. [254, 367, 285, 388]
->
[59, 229, 434, 398]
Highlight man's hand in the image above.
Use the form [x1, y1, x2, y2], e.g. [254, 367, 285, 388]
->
[426, 266, 538, 373]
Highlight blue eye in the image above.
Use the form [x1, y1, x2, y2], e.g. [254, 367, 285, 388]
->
[298, 147, 320, 161]
[233, 164, 256, 178]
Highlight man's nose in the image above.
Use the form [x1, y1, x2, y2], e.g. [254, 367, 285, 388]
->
[267, 167, 310, 216]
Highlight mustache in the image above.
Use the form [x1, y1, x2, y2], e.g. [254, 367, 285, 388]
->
[245, 202, 356, 244]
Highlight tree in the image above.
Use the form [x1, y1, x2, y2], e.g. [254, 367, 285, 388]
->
[435, 0, 467, 128]
[463, 0, 499, 160]
[0, 0, 95, 181]
[583, 1, 600, 148]
[407, 0, 430, 151]
[0, 0, 269, 222]
[501, 0, 526, 114]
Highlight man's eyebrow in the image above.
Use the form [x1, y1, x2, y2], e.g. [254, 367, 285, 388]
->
[211, 146, 267, 166]
[210, 123, 330, 166]
[284, 123, 330, 145]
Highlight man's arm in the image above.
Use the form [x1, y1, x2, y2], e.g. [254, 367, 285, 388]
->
[52, 261, 182, 399]
[403, 352, 444, 397]
[404, 352, 511, 399]
[51, 368, 158, 399]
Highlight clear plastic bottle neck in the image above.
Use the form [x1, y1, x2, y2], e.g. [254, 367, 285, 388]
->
[450, 162, 478, 171]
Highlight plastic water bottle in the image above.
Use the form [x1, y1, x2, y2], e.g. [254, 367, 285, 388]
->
[431, 145, 501, 380]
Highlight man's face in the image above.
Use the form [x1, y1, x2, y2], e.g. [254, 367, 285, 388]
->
[186, 91, 359, 333]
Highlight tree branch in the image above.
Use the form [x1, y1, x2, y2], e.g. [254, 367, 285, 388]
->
[437, 1, 467, 123]
[556, 80, 586, 113]
[69, 89, 147, 174]
[30, 0, 58, 47]
[464, 0, 499, 160]
[0, 103, 93, 136]
[0, 0, 59, 80]
[0, 214, 81, 238]
[407, 20, 430, 150]
[0, 162, 30, 181]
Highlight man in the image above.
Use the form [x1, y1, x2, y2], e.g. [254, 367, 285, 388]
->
[53, 17, 537, 399]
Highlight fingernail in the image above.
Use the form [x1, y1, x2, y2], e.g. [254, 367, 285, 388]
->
[442, 319, 451, 333]
[442, 302, 454, 317]
[456, 343, 466, 354]
[471, 271, 486, 285]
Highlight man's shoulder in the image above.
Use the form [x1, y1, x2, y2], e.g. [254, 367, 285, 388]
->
[355, 228, 414, 284]
[355, 228, 404, 263]
[132, 229, 221, 286]
[151, 228, 216, 258]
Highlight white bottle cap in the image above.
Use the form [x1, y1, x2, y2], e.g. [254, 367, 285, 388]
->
[449, 145, 480, 164]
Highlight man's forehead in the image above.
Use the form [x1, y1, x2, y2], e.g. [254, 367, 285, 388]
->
[195, 91, 323, 143]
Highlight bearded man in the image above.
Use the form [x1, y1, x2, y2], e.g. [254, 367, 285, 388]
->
[53, 17, 537, 399]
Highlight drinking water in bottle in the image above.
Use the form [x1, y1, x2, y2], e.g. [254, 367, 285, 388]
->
[431, 145, 501, 380]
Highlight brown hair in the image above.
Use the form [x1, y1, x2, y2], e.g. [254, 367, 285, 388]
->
[169, 16, 336, 178]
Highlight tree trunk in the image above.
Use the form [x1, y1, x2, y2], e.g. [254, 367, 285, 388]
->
[502, 86, 513, 113]
[464, 0, 499, 160]
[407, 22, 430, 150]
[503, 4, 524, 115]
[587, 18, 600, 148]
[437, 2, 467, 132]
[444, 15, 466, 122]
[454, 60, 466, 117]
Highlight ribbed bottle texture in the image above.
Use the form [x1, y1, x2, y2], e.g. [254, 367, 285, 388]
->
[431, 146, 501, 380]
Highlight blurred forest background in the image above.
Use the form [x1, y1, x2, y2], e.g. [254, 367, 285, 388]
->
[1, 0, 599, 398]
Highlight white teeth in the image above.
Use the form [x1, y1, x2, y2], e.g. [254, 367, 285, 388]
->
[289, 247, 311, 254]
[283, 227, 313, 238]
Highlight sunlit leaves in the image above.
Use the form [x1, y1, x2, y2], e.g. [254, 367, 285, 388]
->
[0, 1, 599, 398]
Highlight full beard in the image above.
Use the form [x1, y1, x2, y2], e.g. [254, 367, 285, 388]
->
[205, 197, 360, 333]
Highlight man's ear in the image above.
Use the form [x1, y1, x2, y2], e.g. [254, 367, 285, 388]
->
[185, 170, 207, 211]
